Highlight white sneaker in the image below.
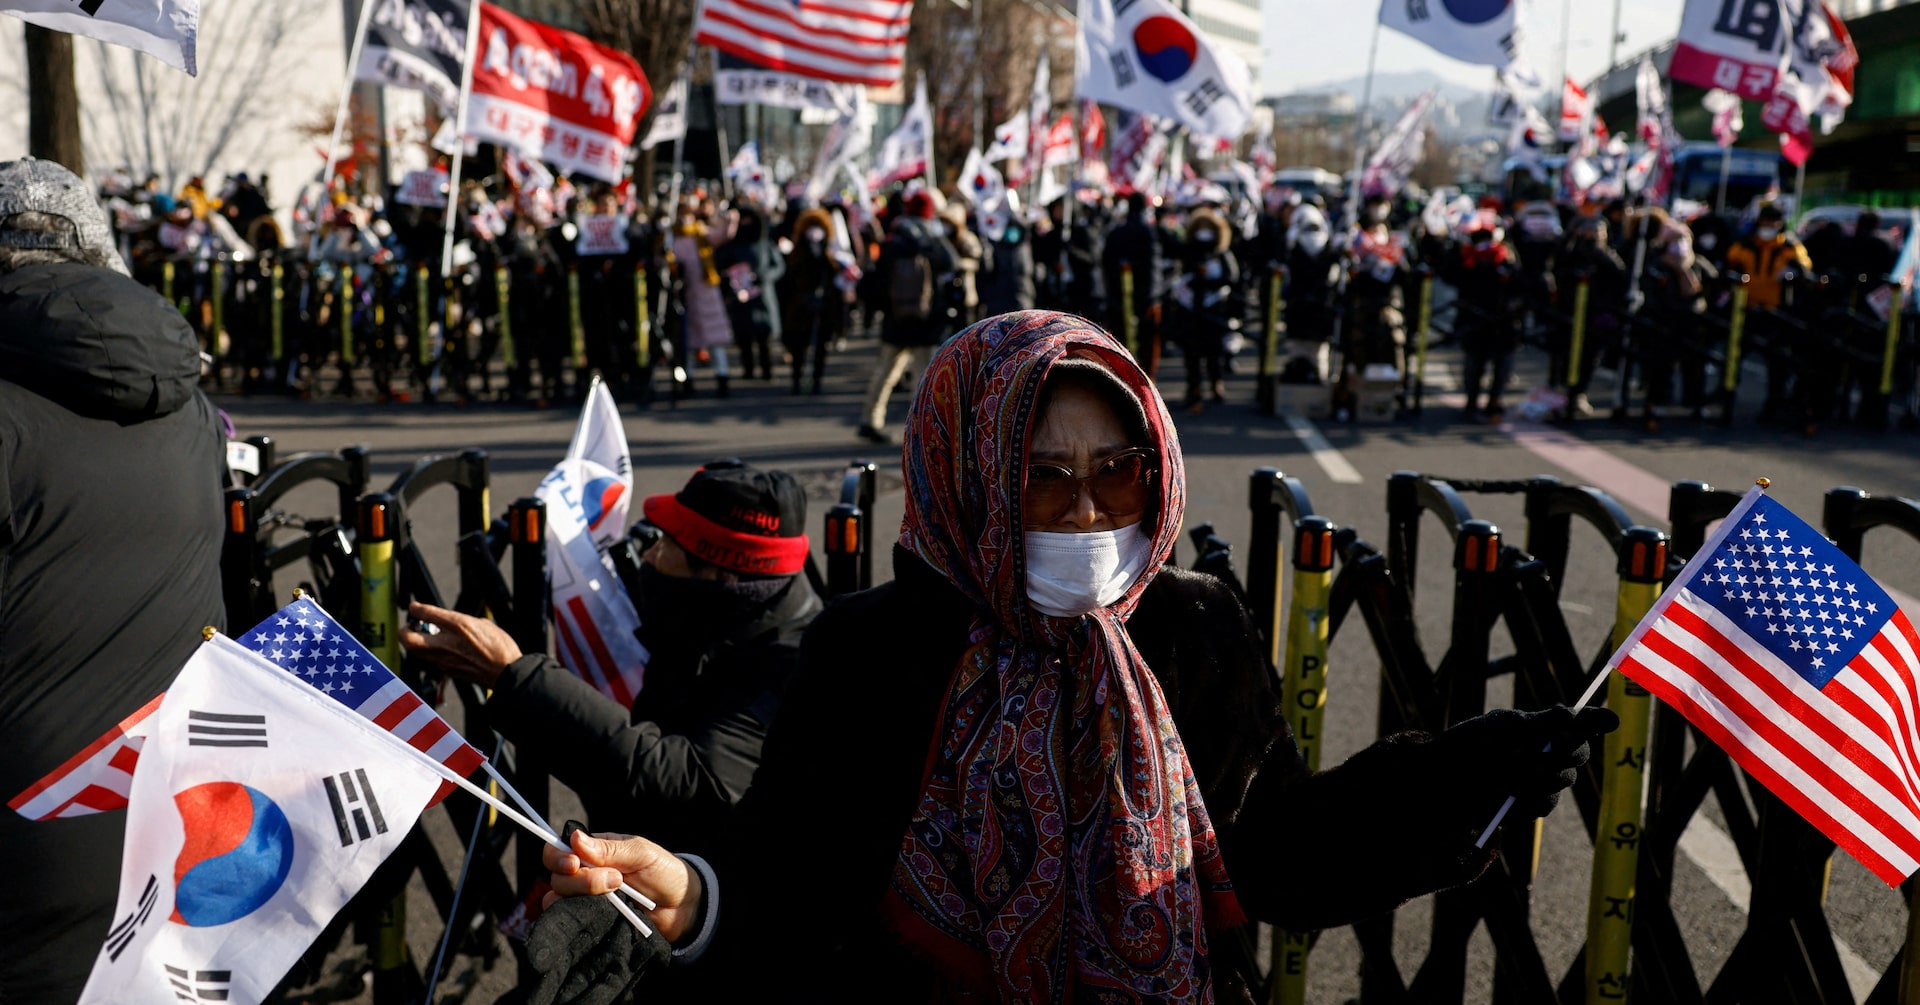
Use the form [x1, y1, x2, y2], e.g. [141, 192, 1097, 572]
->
[1571, 393, 1594, 418]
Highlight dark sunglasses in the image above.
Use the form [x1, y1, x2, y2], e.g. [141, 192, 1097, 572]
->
[1024, 448, 1157, 524]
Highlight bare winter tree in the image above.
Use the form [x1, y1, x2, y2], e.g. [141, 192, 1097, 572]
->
[84, 0, 328, 190]
[907, 0, 1069, 187]
[579, 0, 700, 184]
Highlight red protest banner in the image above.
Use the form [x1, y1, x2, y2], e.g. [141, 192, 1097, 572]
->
[467, 2, 651, 183]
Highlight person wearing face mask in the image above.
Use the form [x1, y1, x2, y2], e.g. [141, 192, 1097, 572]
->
[1724, 204, 1812, 424]
[1172, 206, 1242, 411]
[398, 460, 821, 858]
[777, 207, 848, 395]
[516, 311, 1617, 1005]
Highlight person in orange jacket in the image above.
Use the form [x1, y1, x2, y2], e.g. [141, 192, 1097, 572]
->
[1724, 204, 1812, 421]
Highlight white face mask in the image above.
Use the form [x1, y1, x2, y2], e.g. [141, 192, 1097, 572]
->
[1024, 526, 1155, 618]
[1757, 227, 1779, 241]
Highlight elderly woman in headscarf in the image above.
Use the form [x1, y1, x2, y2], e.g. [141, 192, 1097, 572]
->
[526, 311, 1614, 1004]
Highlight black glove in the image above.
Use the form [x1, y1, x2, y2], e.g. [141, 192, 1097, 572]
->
[1427, 705, 1620, 823]
[526, 822, 672, 1005]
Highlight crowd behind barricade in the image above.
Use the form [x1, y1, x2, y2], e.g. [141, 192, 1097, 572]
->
[94, 160, 1920, 437]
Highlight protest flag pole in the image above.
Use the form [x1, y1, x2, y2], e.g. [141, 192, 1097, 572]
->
[1343, 17, 1381, 227]
[666, 19, 702, 217]
[440, 0, 486, 277]
[312, 0, 382, 259]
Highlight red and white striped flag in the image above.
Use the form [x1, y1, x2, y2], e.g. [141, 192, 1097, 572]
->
[7, 694, 161, 820]
[692, 0, 914, 88]
[1611, 488, 1920, 885]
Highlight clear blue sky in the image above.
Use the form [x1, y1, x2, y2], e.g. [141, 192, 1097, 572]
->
[1261, 0, 1688, 97]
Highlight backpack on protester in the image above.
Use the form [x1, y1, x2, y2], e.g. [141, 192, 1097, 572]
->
[887, 228, 936, 321]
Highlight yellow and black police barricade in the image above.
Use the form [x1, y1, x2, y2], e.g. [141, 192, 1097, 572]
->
[1582, 526, 1665, 1005]
[1257, 265, 1284, 415]
[219, 446, 372, 629]
[1269, 515, 1335, 1005]
[825, 459, 879, 597]
[1719, 274, 1751, 426]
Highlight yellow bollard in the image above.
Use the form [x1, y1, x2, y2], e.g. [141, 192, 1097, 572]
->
[1567, 276, 1591, 388]
[1723, 280, 1750, 393]
[1270, 516, 1336, 1005]
[568, 265, 585, 368]
[356, 494, 399, 671]
[1584, 527, 1668, 1005]
[1880, 284, 1905, 396]
[1119, 263, 1138, 359]
[269, 263, 284, 361]
[635, 266, 651, 367]
[495, 265, 516, 368]
[210, 258, 226, 355]
[1261, 267, 1283, 383]
[338, 269, 356, 364]
[1414, 271, 1434, 399]
[417, 266, 433, 367]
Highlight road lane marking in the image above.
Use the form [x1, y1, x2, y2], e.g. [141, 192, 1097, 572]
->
[1283, 415, 1363, 484]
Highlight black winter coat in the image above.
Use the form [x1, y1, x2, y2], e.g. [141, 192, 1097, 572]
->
[0, 262, 227, 1005]
[683, 547, 1497, 1002]
[487, 574, 821, 857]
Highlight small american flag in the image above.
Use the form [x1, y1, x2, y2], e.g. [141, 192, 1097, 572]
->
[238, 599, 485, 798]
[1614, 489, 1920, 885]
[692, 0, 912, 88]
[8, 694, 160, 821]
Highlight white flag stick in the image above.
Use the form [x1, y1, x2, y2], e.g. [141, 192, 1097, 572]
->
[213, 634, 657, 932]
[480, 760, 657, 911]
[439, 0, 485, 278]
[1474, 665, 1616, 848]
[312, 0, 383, 260]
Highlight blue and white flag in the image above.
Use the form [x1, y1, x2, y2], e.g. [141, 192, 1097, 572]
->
[78, 636, 443, 1004]
[0, 0, 198, 74]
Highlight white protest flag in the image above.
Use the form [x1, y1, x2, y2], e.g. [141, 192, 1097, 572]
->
[78, 636, 443, 1005]
[1360, 90, 1434, 197]
[536, 377, 647, 707]
[1558, 77, 1591, 143]
[958, 147, 1006, 209]
[1025, 52, 1052, 178]
[1379, 0, 1524, 72]
[1703, 87, 1745, 147]
[728, 139, 762, 179]
[871, 75, 934, 188]
[0, 0, 197, 74]
[1074, 0, 1253, 139]
[806, 89, 872, 204]
[983, 111, 1029, 165]
[641, 78, 688, 151]
[1670, 0, 1784, 101]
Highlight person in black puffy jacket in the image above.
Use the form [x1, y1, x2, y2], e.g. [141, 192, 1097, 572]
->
[0, 157, 226, 1005]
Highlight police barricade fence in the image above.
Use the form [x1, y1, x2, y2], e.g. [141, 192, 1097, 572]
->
[222, 445, 887, 999]
[1234, 468, 1920, 1004]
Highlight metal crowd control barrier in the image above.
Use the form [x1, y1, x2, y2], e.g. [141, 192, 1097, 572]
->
[825, 460, 878, 597]
[220, 445, 372, 629]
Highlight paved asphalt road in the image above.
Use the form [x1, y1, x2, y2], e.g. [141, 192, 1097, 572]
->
[224, 327, 1920, 1004]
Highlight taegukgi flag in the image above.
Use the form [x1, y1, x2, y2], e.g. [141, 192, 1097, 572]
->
[536, 376, 647, 707]
[77, 635, 444, 1004]
[1074, 0, 1253, 139]
[0, 0, 197, 74]
[870, 75, 933, 188]
[1379, 0, 1524, 72]
[357, 0, 470, 111]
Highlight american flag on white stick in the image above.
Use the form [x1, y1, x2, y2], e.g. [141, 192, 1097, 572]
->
[1612, 488, 1920, 885]
[692, 0, 913, 88]
[7, 694, 161, 820]
[238, 599, 486, 802]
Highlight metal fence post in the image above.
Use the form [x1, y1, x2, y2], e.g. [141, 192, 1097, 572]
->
[495, 264, 516, 368]
[1246, 469, 1286, 652]
[339, 268, 356, 365]
[1259, 265, 1283, 414]
[1568, 275, 1592, 390]
[1119, 263, 1138, 358]
[1413, 268, 1434, 414]
[1584, 526, 1667, 1005]
[269, 261, 284, 364]
[1721, 279, 1750, 425]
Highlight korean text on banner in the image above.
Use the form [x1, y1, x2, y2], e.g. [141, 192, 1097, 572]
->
[0, 0, 197, 74]
[77, 637, 443, 1004]
[535, 378, 647, 706]
[467, 2, 651, 185]
[1074, 0, 1253, 139]
[1671, 0, 1786, 101]
[358, 0, 470, 110]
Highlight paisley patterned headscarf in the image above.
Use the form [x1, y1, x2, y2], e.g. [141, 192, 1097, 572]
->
[884, 311, 1243, 1003]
